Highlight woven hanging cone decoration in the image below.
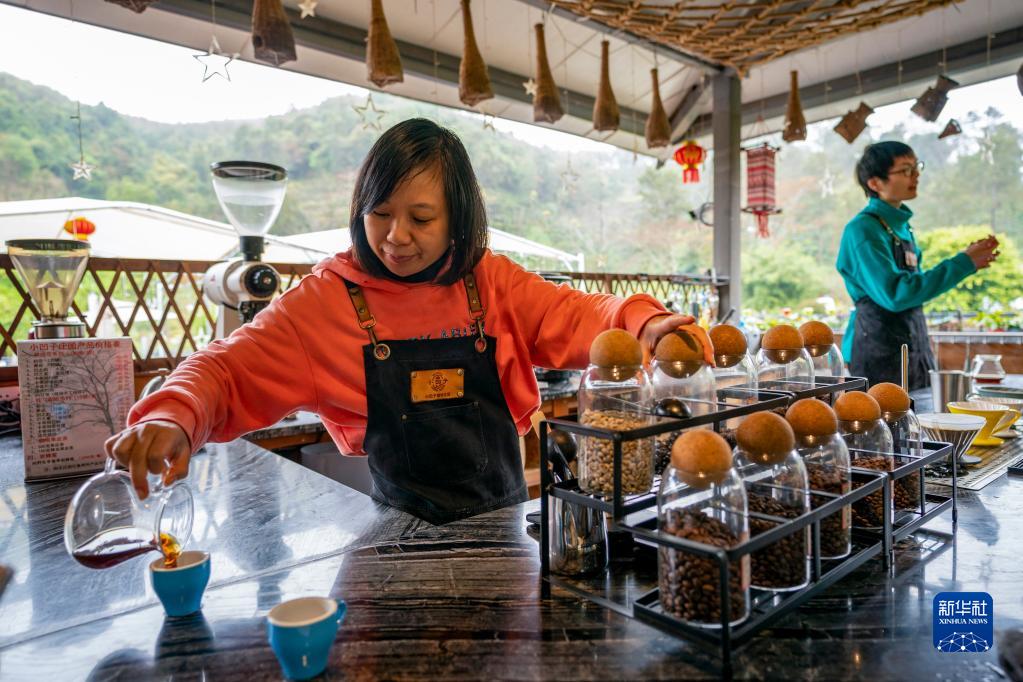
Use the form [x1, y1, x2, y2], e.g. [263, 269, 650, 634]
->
[939, 119, 962, 140]
[533, 23, 563, 123]
[251, 0, 296, 66]
[104, 0, 158, 12]
[458, 0, 493, 107]
[834, 102, 873, 144]
[593, 41, 619, 132]
[911, 75, 959, 122]
[645, 68, 671, 148]
[782, 71, 806, 142]
[367, 0, 403, 87]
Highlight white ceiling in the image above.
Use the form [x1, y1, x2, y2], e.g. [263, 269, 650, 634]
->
[6, 0, 1022, 155]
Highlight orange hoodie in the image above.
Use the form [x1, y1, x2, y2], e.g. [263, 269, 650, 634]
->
[129, 249, 667, 455]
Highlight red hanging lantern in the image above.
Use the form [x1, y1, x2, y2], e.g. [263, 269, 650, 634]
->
[63, 216, 96, 241]
[673, 140, 705, 184]
[742, 143, 782, 238]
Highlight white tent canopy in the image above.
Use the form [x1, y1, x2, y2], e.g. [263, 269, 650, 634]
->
[0, 197, 583, 270]
[0, 197, 325, 263]
[263, 227, 584, 271]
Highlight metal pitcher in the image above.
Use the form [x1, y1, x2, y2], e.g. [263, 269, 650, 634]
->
[547, 431, 608, 576]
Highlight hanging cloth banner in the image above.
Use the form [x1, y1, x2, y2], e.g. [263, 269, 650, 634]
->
[742, 143, 782, 238]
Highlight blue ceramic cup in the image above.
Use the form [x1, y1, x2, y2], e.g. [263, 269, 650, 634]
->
[149, 550, 211, 618]
[267, 597, 347, 680]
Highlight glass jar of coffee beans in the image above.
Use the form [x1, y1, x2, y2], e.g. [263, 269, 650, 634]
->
[869, 383, 924, 512]
[650, 329, 717, 476]
[786, 399, 852, 560]
[657, 430, 750, 628]
[733, 412, 810, 592]
[835, 391, 895, 530]
[577, 330, 655, 497]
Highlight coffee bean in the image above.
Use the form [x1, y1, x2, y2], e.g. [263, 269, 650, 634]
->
[747, 493, 809, 590]
[849, 455, 892, 529]
[894, 470, 922, 511]
[578, 410, 655, 496]
[658, 509, 748, 625]
[806, 465, 851, 558]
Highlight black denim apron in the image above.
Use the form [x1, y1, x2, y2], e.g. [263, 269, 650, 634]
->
[343, 274, 528, 525]
[849, 212, 935, 391]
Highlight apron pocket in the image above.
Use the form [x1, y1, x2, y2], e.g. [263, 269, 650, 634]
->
[401, 402, 489, 485]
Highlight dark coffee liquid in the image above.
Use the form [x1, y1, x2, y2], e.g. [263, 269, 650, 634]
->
[72, 530, 180, 569]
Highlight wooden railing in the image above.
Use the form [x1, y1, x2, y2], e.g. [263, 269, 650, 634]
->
[0, 257, 724, 379]
[0, 256, 312, 379]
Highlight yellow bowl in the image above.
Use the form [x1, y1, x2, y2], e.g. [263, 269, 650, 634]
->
[947, 400, 1021, 446]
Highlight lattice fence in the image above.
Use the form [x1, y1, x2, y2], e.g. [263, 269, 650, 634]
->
[556, 271, 726, 315]
[0, 256, 312, 376]
[0, 259, 723, 378]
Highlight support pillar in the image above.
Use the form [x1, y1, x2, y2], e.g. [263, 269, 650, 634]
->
[712, 72, 742, 315]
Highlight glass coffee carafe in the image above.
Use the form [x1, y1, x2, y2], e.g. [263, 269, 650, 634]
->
[970, 354, 1006, 385]
[65, 458, 194, 569]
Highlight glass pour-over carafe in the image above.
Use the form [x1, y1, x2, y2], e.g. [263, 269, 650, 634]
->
[64, 458, 194, 569]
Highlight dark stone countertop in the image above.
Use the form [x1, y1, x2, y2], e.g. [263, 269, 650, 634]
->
[1, 435, 1021, 680]
[243, 410, 326, 442]
[538, 373, 580, 402]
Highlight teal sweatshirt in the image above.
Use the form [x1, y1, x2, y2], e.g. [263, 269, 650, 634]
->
[836, 197, 975, 359]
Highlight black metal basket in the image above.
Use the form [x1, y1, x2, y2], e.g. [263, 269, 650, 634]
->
[537, 374, 957, 673]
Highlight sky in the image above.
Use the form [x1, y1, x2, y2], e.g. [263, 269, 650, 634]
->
[0, 2, 1020, 154]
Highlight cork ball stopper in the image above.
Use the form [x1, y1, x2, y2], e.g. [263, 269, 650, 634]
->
[799, 321, 834, 357]
[785, 398, 838, 438]
[834, 391, 881, 422]
[589, 329, 642, 368]
[736, 412, 795, 465]
[654, 330, 705, 378]
[710, 324, 747, 368]
[868, 382, 911, 414]
[709, 324, 747, 356]
[762, 324, 803, 351]
[670, 429, 733, 488]
[798, 321, 834, 348]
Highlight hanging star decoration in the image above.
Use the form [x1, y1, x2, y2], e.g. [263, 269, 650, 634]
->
[560, 158, 580, 195]
[819, 166, 835, 197]
[353, 93, 387, 132]
[298, 0, 317, 19]
[522, 78, 538, 98]
[69, 103, 95, 181]
[193, 35, 234, 83]
[70, 159, 94, 182]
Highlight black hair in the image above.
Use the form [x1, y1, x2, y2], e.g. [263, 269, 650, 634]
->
[349, 118, 488, 285]
[855, 141, 915, 198]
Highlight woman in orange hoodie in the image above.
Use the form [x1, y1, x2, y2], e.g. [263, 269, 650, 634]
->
[107, 118, 694, 524]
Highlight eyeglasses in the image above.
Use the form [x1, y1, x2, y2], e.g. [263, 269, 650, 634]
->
[889, 160, 925, 178]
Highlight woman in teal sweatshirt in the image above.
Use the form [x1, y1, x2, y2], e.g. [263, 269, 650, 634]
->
[836, 141, 999, 390]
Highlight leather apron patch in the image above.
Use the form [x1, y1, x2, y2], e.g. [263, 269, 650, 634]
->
[410, 368, 465, 403]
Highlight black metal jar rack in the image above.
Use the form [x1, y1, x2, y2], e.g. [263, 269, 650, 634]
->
[538, 375, 956, 671]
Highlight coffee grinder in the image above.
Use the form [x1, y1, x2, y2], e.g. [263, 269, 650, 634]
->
[5, 239, 90, 339]
[203, 161, 287, 338]
[6, 239, 134, 481]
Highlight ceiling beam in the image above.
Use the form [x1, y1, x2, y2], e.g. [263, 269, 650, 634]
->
[514, 0, 723, 73]
[668, 82, 709, 145]
[684, 24, 1023, 139]
[145, 0, 653, 137]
